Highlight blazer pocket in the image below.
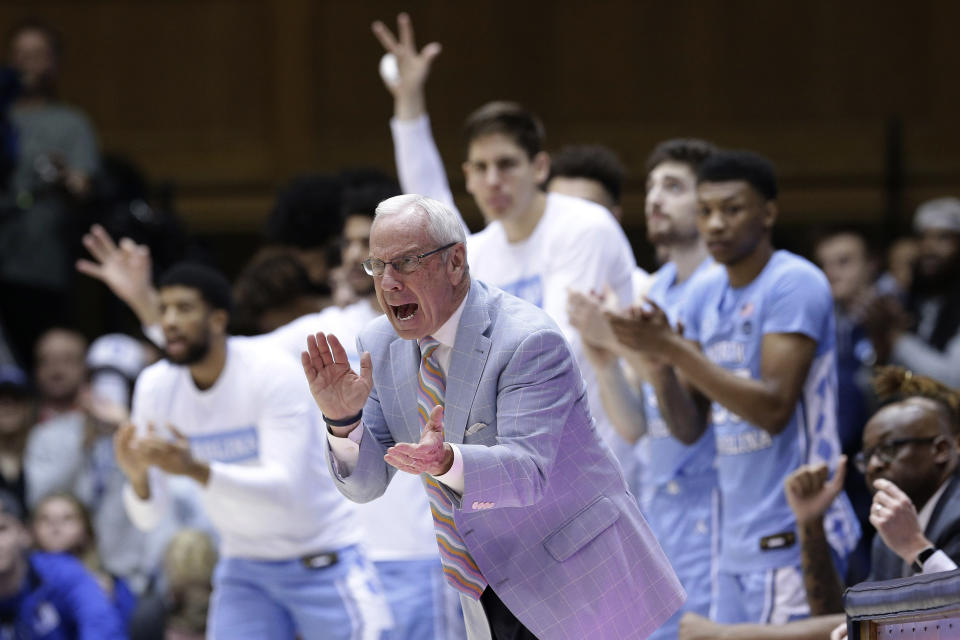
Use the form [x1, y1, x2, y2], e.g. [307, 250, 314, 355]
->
[543, 496, 621, 562]
[465, 422, 487, 436]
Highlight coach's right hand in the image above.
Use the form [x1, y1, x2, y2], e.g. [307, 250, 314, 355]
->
[302, 332, 373, 435]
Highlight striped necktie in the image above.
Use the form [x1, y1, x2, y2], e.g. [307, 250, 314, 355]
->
[418, 336, 487, 599]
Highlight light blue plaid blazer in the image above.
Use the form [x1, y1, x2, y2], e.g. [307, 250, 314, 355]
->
[329, 279, 685, 639]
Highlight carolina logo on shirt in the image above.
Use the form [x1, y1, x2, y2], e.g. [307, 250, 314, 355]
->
[33, 602, 60, 635]
[499, 275, 544, 308]
[189, 426, 259, 463]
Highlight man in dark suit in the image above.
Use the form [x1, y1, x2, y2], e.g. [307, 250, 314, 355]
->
[677, 367, 960, 639]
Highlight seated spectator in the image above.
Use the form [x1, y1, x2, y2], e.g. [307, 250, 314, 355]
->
[0, 488, 125, 638]
[677, 366, 960, 640]
[814, 227, 879, 582]
[31, 491, 136, 627]
[129, 529, 217, 640]
[864, 198, 960, 387]
[0, 364, 35, 515]
[33, 327, 88, 424]
[874, 235, 919, 302]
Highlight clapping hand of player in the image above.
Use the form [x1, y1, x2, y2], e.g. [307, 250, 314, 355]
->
[783, 457, 847, 526]
[114, 422, 149, 485]
[384, 405, 454, 476]
[371, 13, 441, 119]
[137, 423, 209, 484]
[677, 612, 727, 639]
[870, 478, 931, 564]
[567, 288, 620, 368]
[301, 332, 373, 431]
[606, 298, 677, 362]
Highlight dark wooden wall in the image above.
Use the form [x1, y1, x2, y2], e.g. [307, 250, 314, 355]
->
[6, 0, 960, 248]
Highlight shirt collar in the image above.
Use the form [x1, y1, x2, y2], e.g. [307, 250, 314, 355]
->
[917, 477, 951, 531]
[430, 293, 469, 350]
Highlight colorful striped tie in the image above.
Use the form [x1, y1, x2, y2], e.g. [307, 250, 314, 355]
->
[418, 336, 487, 599]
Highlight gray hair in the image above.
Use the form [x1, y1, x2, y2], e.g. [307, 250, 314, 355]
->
[374, 194, 467, 247]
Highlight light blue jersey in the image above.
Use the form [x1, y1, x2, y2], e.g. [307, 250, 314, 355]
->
[640, 258, 719, 640]
[681, 250, 860, 573]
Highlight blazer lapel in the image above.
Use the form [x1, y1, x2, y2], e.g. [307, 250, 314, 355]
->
[443, 282, 492, 445]
[390, 337, 421, 443]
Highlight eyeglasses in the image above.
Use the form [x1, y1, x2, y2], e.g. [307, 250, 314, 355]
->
[854, 437, 938, 474]
[361, 242, 458, 277]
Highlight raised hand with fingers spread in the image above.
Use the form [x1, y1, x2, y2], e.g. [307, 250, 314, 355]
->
[76, 224, 160, 326]
[371, 13, 441, 120]
[384, 404, 453, 476]
[301, 332, 373, 430]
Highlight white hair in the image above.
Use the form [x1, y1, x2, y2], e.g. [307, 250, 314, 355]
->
[374, 194, 467, 247]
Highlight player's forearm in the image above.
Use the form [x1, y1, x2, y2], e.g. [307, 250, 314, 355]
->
[798, 517, 845, 615]
[700, 614, 845, 640]
[389, 115, 458, 213]
[128, 287, 161, 327]
[593, 358, 646, 443]
[648, 365, 707, 444]
[663, 336, 795, 434]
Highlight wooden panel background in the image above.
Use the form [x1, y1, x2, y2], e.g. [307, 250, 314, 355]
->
[5, 0, 960, 252]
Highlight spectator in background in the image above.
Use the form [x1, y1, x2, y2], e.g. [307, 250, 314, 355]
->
[865, 198, 960, 388]
[33, 327, 87, 424]
[678, 367, 960, 640]
[26, 331, 183, 594]
[546, 144, 626, 220]
[609, 150, 859, 624]
[263, 173, 345, 291]
[129, 529, 218, 640]
[875, 235, 919, 303]
[0, 488, 126, 639]
[813, 227, 878, 583]
[0, 19, 100, 369]
[0, 364, 35, 516]
[31, 491, 137, 628]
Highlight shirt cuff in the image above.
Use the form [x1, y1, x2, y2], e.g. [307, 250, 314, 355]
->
[922, 549, 958, 574]
[432, 443, 464, 494]
[326, 424, 363, 475]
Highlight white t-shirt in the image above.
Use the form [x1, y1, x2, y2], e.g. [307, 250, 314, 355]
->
[245, 300, 440, 561]
[124, 338, 359, 560]
[391, 115, 639, 467]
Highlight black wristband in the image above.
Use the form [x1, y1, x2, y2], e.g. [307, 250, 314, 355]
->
[912, 546, 937, 572]
[323, 410, 363, 428]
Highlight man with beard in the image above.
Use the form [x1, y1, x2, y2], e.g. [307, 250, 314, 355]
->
[568, 138, 717, 640]
[114, 262, 390, 639]
[863, 197, 960, 388]
[608, 150, 859, 624]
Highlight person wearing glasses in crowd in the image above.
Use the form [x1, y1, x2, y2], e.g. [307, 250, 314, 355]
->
[677, 366, 960, 640]
[304, 194, 683, 640]
[371, 14, 641, 479]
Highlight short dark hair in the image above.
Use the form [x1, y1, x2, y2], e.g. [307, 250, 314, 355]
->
[339, 168, 401, 219]
[644, 138, 717, 177]
[548, 145, 626, 205]
[159, 262, 233, 313]
[265, 174, 343, 249]
[697, 150, 778, 201]
[7, 18, 63, 61]
[464, 101, 545, 159]
[231, 248, 323, 335]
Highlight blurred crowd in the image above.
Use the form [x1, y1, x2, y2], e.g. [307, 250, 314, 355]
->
[2, 14, 960, 640]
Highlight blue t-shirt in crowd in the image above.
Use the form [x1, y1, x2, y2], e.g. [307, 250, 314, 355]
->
[681, 250, 860, 573]
[0, 552, 126, 640]
[641, 258, 719, 488]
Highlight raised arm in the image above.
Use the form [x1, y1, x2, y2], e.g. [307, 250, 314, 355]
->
[784, 460, 849, 615]
[373, 13, 463, 222]
[76, 224, 160, 328]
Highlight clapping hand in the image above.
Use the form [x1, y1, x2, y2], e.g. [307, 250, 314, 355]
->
[384, 404, 454, 476]
[301, 333, 373, 431]
[607, 298, 677, 360]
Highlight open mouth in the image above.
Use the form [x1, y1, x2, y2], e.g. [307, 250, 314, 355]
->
[391, 303, 419, 321]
